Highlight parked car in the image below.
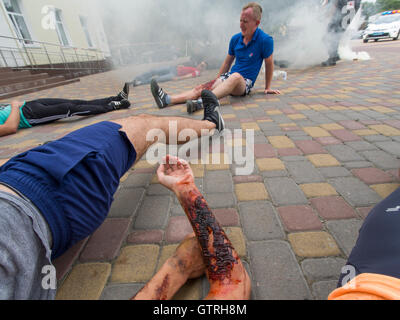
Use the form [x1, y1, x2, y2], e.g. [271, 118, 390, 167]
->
[363, 11, 400, 43]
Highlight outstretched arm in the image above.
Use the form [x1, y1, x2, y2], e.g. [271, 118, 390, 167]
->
[157, 155, 251, 300]
[0, 101, 21, 137]
[264, 55, 281, 95]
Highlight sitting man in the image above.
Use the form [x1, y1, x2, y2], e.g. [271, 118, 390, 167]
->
[0, 83, 130, 137]
[132, 155, 251, 300]
[150, 2, 281, 115]
[131, 61, 208, 87]
[0, 90, 224, 299]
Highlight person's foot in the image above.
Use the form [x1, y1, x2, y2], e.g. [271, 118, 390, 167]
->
[322, 57, 337, 67]
[186, 99, 203, 114]
[151, 79, 169, 109]
[117, 82, 130, 100]
[109, 99, 131, 110]
[201, 90, 225, 132]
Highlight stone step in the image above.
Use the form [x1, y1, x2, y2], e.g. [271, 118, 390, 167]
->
[0, 69, 31, 80]
[0, 75, 66, 95]
[0, 78, 80, 100]
[0, 73, 49, 86]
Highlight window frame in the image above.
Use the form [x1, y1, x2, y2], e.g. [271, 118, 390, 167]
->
[79, 15, 95, 49]
[1, 0, 38, 47]
[53, 7, 73, 47]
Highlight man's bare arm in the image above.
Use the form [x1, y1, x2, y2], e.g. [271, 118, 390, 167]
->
[264, 55, 281, 95]
[217, 54, 235, 78]
[157, 156, 251, 300]
[0, 101, 21, 137]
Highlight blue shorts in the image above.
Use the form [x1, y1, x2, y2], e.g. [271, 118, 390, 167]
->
[337, 186, 400, 286]
[0, 121, 136, 259]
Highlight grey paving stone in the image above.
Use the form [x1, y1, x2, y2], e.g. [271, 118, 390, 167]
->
[264, 177, 308, 206]
[203, 192, 236, 209]
[281, 155, 307, 162]
[260, 170, 288, 178]
[133, 195, 171, 229]
[269, 114, 292, 124]
[363, 135, 392, 142]
[325, 144, 365, 162]
[328, 177, 382, 207]
[100, 283, 144, 300]
[325, 113, 350, 121]
[109, 188, 145, 218]
[285, 161, 325, 184]
[360, 150, 400, 169]
[360, 110, 390, 119]
[301, 258, 346, 283]
[257, 122, 281, 131]
[147, 184, 173, 196]
[345, 141, 377, 152]
[312, 280, 338, 300]
[290, 135, 314, 141]
[170, 203, 185, 216]
[343, 161, 374, 169]
[375, 141, 400, 157]
[238, 201, 285, 241]
[204, 171, 233, 194]
[262, 130, 285, 136]
[318, 166, 351, 178]
[249, 240, 312, 300]
[326, 219, 364, 257]
[123, 173, 152, 188]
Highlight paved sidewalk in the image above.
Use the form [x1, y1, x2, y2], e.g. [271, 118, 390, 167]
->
[1, 40, 399, 300]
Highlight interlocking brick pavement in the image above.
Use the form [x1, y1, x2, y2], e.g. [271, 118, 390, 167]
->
[1, 41, 400, 300]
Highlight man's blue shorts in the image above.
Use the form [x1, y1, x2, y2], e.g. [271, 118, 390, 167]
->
[0, 121, 137, 259]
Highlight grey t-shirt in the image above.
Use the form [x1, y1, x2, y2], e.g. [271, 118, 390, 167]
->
[0, 190, 55, 300]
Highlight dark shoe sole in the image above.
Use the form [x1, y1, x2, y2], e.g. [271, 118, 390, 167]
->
[187, 100, 195, 114]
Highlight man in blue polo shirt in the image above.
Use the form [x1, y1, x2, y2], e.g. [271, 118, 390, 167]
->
[150, 2, 281, 114]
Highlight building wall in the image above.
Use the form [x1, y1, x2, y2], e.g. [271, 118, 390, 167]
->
[0, 0, 110, 67]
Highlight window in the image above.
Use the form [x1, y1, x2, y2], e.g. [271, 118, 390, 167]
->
[54, 8, 70, 46]
[2, 0, 33, 44]
[79, 16, 93, 48]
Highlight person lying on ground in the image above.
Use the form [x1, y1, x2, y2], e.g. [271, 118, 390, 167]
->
[131, 61, 208, 87]
[0, 83, 130, 137]
[0, 90, 224, 299]
[150, 2, 281, 115]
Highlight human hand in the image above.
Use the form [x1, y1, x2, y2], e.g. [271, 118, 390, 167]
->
[10, 101, 21, 109]
[157, 155, 195, 193]
[265, 88, 281, 95]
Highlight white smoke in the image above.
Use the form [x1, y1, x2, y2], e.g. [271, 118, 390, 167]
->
[338, 4, 371, 61]
[94, 0, 366, 70]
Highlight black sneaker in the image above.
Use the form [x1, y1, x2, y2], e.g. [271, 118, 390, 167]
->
[321, 57, 337, 67]
[117, 82, 130, 100]
[110, 99, 131, 110]
[151, 79, 168, 109]
[201, 90, 225, 132]
[186, 99, 203, 114]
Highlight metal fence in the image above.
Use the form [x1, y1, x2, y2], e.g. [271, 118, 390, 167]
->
[0, 35, 110, 71]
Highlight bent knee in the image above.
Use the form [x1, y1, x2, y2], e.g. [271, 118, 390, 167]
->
[229, 73, 245, 82]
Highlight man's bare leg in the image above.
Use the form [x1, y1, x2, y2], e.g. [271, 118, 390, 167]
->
[111, 114, 216, 161]
[169, 74, 245, 104]
[132, 233, 206, 300]
[211, 73, 247, 98]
